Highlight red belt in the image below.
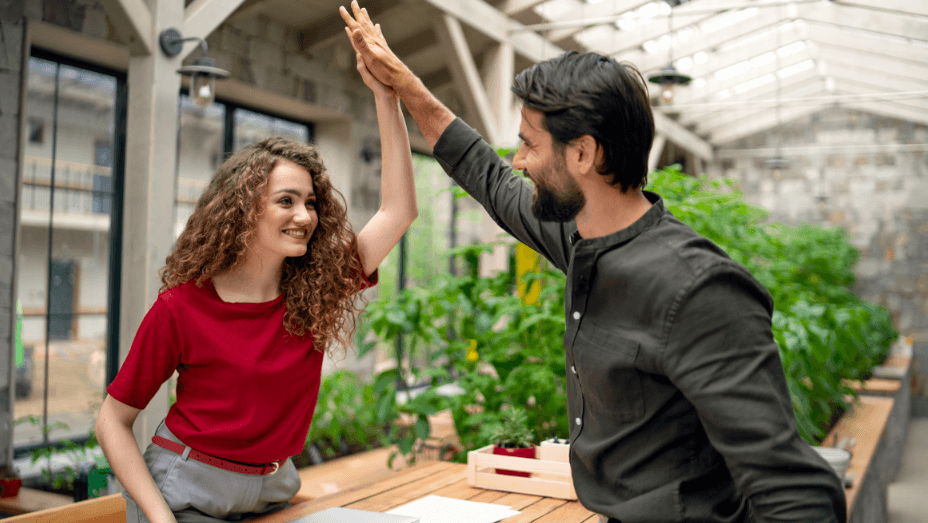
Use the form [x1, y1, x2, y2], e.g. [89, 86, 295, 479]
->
[152, 435, 281, 476]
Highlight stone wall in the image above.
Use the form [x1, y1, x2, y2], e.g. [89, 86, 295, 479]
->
[717, 107, 928, 411]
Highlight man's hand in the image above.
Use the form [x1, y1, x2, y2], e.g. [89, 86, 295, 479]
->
[340, 0, 456, 148]
[340, 1, 411, 94]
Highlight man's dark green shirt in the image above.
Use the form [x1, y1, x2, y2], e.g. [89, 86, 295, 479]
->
[433, 118, 846, 522]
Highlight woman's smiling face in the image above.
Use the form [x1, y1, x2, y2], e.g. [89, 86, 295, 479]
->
[251, 158, 318, 261]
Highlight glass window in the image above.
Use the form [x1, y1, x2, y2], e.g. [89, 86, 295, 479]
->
[234, 107, 309, 150]
[16, 56, 122, 451]
[174, 101, 312, 238]
[175, 96, 226, 238]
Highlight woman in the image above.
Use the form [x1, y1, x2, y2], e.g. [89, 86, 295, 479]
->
[95, 42, 417, 523]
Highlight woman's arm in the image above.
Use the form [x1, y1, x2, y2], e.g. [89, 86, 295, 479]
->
[350, 26, 418, 277]
[96, 395, 176, 523]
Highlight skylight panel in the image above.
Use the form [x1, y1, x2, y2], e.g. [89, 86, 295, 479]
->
[693, 51, 709, 64]
[716, 61, 752, 81]
[778, 59, 815, 78]
[699, 7, 758, 35]
[677, 56, 694, 71]
[617, 16, 637, 32]
[751, 52, 777, 68]
[778, 41, 806, 57]
[574, 25, 617, 49]
[732, 73, 774, 95]
[534, 0, 577, 20]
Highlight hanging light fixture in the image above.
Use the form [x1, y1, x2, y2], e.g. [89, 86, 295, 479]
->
[763, 3, 790, 170]
[159, 28, 230, 110]
[648, 1, 691, 105]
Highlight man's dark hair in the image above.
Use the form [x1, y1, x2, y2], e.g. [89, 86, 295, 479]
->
[511, 51, 654, 191]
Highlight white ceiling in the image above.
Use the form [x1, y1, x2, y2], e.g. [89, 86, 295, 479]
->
[233, 0, 928, 148]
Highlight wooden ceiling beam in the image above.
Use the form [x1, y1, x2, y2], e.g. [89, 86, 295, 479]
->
[183, 0, 251, 49]
[434, 14, 500, 144]
[98, 0, 152, 55]
[418, 0, 564, 63]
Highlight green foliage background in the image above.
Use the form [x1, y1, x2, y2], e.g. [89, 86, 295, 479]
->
[313, 162, 897, 462]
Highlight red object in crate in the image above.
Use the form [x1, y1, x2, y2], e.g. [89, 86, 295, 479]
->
[492, 444, 536, 477]
[0, 477, 22, 498]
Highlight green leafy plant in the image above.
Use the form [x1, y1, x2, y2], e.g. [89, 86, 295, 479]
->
[361, 239, 568, 460]
[491, 407, 535, 449]
[649, 165, 897, 441]
[307, 370, 388, 460]
[13, 416, 99, 492]
[360, 162, 897, 460]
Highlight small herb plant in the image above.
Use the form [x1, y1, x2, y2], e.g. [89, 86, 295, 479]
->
[491, 408, 535, 449]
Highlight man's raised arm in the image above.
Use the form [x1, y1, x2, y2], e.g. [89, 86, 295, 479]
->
[340, 0, 456, 149]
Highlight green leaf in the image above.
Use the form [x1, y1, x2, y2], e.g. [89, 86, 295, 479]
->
[415, 416, 430, 441]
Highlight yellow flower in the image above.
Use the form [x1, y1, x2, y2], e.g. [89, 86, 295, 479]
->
[466, 340, 479, 362]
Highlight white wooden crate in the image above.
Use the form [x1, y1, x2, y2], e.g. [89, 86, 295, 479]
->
[466, 439, 576, 500]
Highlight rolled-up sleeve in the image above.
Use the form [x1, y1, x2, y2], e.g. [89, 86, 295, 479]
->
[662, 266, 847, 522]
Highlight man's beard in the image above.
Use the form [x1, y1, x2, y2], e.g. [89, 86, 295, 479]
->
[529, 155, 586, 222]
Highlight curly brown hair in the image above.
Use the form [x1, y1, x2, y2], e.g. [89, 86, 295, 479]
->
[160, 137, 367, 354]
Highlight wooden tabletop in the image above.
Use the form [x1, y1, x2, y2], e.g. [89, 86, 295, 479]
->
[252, 461, 599, 523]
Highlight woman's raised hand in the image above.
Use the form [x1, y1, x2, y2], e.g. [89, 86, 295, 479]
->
[340, 1, 411, 95]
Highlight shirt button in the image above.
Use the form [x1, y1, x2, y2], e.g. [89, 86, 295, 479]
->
[575, 418, 582, 426]
[571, 366, 576, 374]
[572, 311, 581, 320]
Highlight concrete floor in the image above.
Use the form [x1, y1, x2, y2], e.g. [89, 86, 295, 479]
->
[888, 417, 928, 523]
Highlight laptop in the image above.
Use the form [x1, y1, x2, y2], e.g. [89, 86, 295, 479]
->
[286, 507, 420, 523]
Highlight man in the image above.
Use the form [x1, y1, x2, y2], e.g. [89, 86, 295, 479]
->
[340, 3, 846, 521]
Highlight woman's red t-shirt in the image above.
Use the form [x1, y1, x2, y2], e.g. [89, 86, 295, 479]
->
[107, 273, 375, 464]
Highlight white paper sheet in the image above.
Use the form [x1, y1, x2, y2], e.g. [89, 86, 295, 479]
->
[386, 495, 521, 523]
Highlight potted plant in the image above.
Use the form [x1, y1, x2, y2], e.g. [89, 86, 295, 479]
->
[0, 466, 22, 498]
[491, 407, 536, 477]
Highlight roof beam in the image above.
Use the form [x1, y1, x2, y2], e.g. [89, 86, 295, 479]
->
[649, 134, 667, 172]
[689, 73, 823, 134]
[483, 41, 518, 146]
[815, 48, 928, 88]
[802, 21, 928, 64]
[612, 5, 782, 75]
[419, 0, 564, 63]
[98, 0, 152, 55]
[300, 0, 408, 53]
[709, 95, 826, 144]
[541, 0, 653, 45]
[824, 63, 928, 95]
[434, 14, 500, 144]
[669, 23, 803, 87]
[799, 2, 928, 41]
[670, 48, 814, 107]
[653, 111, 713, 160]
[498, 0, 547, 16]
[183, 0, 250, 52]
[832, 0, 928, 20]
[608, 0, 754, 56]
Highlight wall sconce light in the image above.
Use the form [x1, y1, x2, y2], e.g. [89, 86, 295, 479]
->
[159, 28, 230, 110]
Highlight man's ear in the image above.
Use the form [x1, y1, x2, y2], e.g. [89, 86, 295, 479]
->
[567, 135, 602, 178]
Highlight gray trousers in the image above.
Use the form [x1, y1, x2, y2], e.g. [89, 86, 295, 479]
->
[124, 422, 301, 522]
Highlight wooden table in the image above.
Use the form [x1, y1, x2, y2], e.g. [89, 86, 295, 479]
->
[252, 461, 599, 523]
